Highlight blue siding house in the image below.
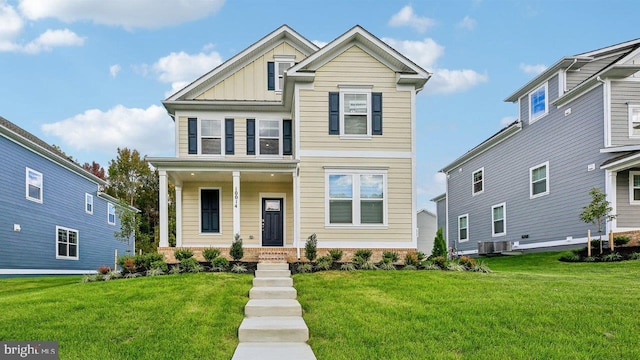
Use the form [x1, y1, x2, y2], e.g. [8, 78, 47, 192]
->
[435, 39, 640, 255]
[0, 116, 133, 275]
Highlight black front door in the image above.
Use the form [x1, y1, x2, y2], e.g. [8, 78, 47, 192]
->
[262, 198, 283, 246]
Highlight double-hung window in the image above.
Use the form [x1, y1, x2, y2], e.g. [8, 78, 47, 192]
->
[628, 105, 640, 137]
[630, 171, 640, 205]
[530, 161, 549, 198]
[25, 167, 43, 203]
[529, 83, 548, 123]
[108, 203, 116, 225]
[85, 193, 93, 214]
[472, 168, 484, 195]
[200, 119, 223, 155]
[57, 226, 78, 260]
[458, 214, 469, 242]
[341, 90, 371, 136]
[492, 203, 506, 237]
[258, 120, 280, 156]
[326, 170, 386, 226]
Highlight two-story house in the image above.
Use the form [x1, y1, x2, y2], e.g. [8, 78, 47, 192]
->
[0, 116, 134, 276]
[148, 25, 430, 261]
[435, 38, 640, 255]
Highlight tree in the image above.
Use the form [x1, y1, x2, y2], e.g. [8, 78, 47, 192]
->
[430, 227, 447, 259]
[579, 188, 615, 254]
[82, 161, 106, 180]
[106, 148, 151, 207]
[305, 233, 317, 261]
[114, 200, 137, 254]
[230, 234, 244, 261]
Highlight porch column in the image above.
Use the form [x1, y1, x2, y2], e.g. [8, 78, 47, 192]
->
[159, 170, 169, 247]
[605, 170, 617, 232]
[175, 183, 183, 247]
[293, 166, 301, 259]
[233, 171, 241, 236]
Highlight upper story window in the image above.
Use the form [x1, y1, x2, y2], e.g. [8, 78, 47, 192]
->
[458, 214, 469, 242]
[25, 167, 43, 203]
[275, 61, 294, 92]
[85, 193, 93, 214]
[529, 83, 548, 123]
[326, 170, 387, 227]
[530, 161, 549, 198]
[472, 168, 484, 195]
[108, 202, 116, 225]
[492, 203, 506, 237]
[57, 226, 78, 260]
[341, 90, 371, 136]
[188, 118, 234, 156]
[628, 105, 640, 138]
[258, 120, 281, 156]
[630, 171, 640, 205]
[201, 119, 223, 155]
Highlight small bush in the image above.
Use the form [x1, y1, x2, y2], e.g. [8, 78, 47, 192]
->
[315, 255, 333, 271]
[404, 251, 420, 266]
[340, 263, 356, 271]
[354, 249, 372, 261]
[614, 236, 631, 246]
[431, 227, 447, 258]
[583, 256, 596, 262]
[180, 258, 202, 273]
[305, 233, 318, 261]
[121, 257, 136, 274]
[629, 252, 640, 260]
[447, 263, 466, 271]
[471, 261, 492, 273]
[202, 248, 221, 262]
[416, 251, 427, 262]
[359, 260, 378, 270]
[105, 271, 122, 280]
[169, 266, 182, 275]
[174, 248, 194, 261]
[231, 264, 247, 273]
[378, 261, 396, 270]
[135, 253, 165, 271]
[382, 251, 399, 263]
[431, 256, 448, 268]
[422, 262, 441, 270]
[124, 272, 140, 279]
[297, 263, 313, 273]
[150, 260, 168, 272]
[559, 252, 581, 262]
[82, 274, 103, 283]
[147, 268, 164, 277]
[97, 266, 111, 275]
[230, 234, 244, 261]
[602, 252, 622, 262]
[458, 256, 476, 269]
[211, 257, 230, 271]
[403, 264, 417, 270]
[328, 249, 343, 262]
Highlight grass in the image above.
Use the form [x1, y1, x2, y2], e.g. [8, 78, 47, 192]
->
[294, 252, 640, 360]
[0, 273, 252, 359]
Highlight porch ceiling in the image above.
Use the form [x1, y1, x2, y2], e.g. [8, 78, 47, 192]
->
[170, 170, 293, 183]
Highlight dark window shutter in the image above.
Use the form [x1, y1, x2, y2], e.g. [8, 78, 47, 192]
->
[246, 119, 255, 155]
[225, 118, 234, 155]
[283, 119, 292, 155]
[201, 189, 220, 233]
[188, 117, 197, 154]
[372, 92, 382, 135]
[267, 62, 275, 91]
[328, 92, 339, 135]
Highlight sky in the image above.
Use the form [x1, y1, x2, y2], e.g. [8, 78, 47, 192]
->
[1, 0, 640, 212]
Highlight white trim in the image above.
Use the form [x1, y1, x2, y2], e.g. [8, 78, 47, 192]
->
[199, 187, 223, 235]
[628, 104, 640, 138]
[410, 87, 418, 249]
[299, 150, 412, 158]
[232, 172, 241, 235]
[606, 170, 616, 232]
[85, 193, 93, 215]
[458, 214, 469, 242]
[339, 88, 372, 138]
[557, 69, 565, 96]
[529, 161, 550, 199]
[198, 118, 225, 156]
[25, 167, 43, 203]
[529, 82, 549, 124]
[275, 59, 295, 92]
[491, 202, 506, 237]
[0, 269, 96, 275]
[601, 144, 640, 153]
[256, 118, 283, 157]
[175, 184, 183, 247]
[293, 169, 301, 258]
[107, 202, 116, 226]
[456, 249, 479, 256]
[55, 225, 79, 260]
[512, 236, 591, 250]
[159, 170, 169, 247]
[259, 192, 287, 246]
[316, 241, 416, 248]
[325, 169, 388, 227]
[472, 167, 484, 196]
[604, 79, 612, 147]
[629, 171, 640, 205]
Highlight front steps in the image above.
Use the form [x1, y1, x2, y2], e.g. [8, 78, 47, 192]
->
[232, 262, 316, 360]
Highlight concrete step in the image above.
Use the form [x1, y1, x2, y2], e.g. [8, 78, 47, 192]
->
[250, 286, 297, 300]
[238, 316, 309, 342]
[245, 299, 302, 317]
[255, 269, 291, 278]
[257, 262, 289, 271]
[232, 342, 316, 360]
[253, 277, 293, 287]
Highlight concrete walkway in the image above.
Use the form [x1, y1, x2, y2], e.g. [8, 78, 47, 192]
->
[232, 262, 316, 360]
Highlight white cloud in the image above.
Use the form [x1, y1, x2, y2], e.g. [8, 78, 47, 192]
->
[520, 63, 547, 75]
[153, 49, 223, 97]
[19, 0, 225, 29]
[382, 37, 444, 70]
[41, 105, 173, 155]
[427, 69, 488, 94]
[388, 5, 435, 33]
[457, 16, 477, 30]
[0, 1, 23, 50]
[22, 28, 84, 54]
[500, 116, 518, 127]
[312, 40, 328, 48]
[109, 64, 121, 78]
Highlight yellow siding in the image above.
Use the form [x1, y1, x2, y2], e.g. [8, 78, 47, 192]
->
[182, 182, 233, 246]
[178, 117, 187, 157]
[239, 181, 293, 246]
[298, 45, 412, 152]
[196, 41, 307, 101]
[298, 157, 413, 243]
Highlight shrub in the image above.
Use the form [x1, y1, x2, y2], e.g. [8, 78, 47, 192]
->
[416, 251, 427, 262]
[118, 256, 136, 274]
[147, 268, 164, 277]
[202, 248, 221, 262]
[403, 264, 417, 270]
[150, 260, 168, 272]
[559, 252, 581, 262]
[230, 234, 244, 261]
[629, 252, 640, 260]
[124, 272, 140, 279]
[447, 263, 466, 271]
[602, 252, 622, 262]
[328, 249, 343, 262]
[315, 255, 333, 271]
[305, 233, 318, 261]
[174, 248, 194, 261]
[211, 257, 230, 271]
[458, 256, 476, 269]
[231, 264, 247, 273]
[431, 256, 448, 268]
[105, 271, 122, 280]
[134, 253, 165, 272]
[471, 261, 492, 273]
[180, 258, 202, 273]
[97, 266, 111, 275]
[422, 262, 441, 270]
[431, 227, 447, 259]
[404, 251, 420, 266]
[614, 236, 631, 246]
[379, 261, 396, 270]
[297, 263, 313, 273]
[359, 260, 377, 270]
[583, 256, 596, 262]
[340, 263, 356, 271]
[82, 274, 103, 283]
[382, 251, 399, 263]
[354, 249, 372, 261]
[169, 266, 182, 275]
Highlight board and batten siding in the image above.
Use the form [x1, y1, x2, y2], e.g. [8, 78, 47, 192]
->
[298, 157, 412, 244]
[447, 83, 609, 253]
[196, 41, 307, 102]
[610, 80, 640, 147]
[0, 136, 129, 272]
[566, 54, 620, 91]
[298, 45, 412, 152]
[615, 169, 640, 228]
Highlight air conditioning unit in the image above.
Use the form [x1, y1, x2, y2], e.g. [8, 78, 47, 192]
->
[494, 241, 512, 252]
[477, 241, 494, 255]
[478, 241, 512, 255]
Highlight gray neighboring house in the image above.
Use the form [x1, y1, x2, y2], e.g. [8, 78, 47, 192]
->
[435, 39, 640, 255]
[416, 209, 436, 255]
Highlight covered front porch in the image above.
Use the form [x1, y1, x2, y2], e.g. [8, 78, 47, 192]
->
[602, 151, 640, 233]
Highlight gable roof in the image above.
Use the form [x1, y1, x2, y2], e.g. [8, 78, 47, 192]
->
[0, 116, 106, 185]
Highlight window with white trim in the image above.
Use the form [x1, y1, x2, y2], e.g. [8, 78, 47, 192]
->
[529, 83, 548, 122]
[57, 226, 78, 260]
[85, 193, 93, 214]
[341, 89, 371, 136]
[326, 170, 386, 226]
[492, 203, 506, 237]
[275, 60, 294, 92]
[458, 214, 468, 242]
[630, 171, 640, 205]
[472, 168, 484, 195]
[25, 167, 43, 203]
[200, 119, 223, 155]
[629, 105, 640, 137]
[530, 161, 549, 198]
[108, 203, 116, 225]
[258, 119, 281, 156]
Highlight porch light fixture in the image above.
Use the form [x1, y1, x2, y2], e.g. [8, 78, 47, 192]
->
[190, 173, 195, 176]
[270, 174, 274, 177]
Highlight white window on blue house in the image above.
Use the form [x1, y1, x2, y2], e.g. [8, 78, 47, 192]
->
[25, 167, 43, 203]
[492, 203, 506, 237]
[85, 193, 93, 214]
[458, 214, 469, 242]
[56, 226, 78, 260]
[108, 203, 116, 225]
[472, 168, 484, 195]
[530, 161, 549, 198]
[326, 170, 387, 226]
[529, 83, 548, 123]
[629, 171, 640, 205]
[628, 105, 640, 137]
